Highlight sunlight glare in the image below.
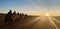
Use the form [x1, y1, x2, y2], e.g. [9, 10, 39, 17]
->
[48, 17, 59, 29]
[45, 13, 50, 16]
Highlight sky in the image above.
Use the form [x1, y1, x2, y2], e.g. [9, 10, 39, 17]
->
[0, 0, 60, 16]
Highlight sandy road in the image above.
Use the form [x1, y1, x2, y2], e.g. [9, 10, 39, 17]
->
[0, 16, 60, 29]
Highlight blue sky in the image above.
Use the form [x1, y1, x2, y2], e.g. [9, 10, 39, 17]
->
[0, 0, 60, 15]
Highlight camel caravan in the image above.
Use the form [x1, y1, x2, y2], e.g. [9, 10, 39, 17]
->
[4, 10, 27, 25]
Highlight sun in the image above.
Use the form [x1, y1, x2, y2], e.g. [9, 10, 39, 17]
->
[45, 13, 50, 16]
